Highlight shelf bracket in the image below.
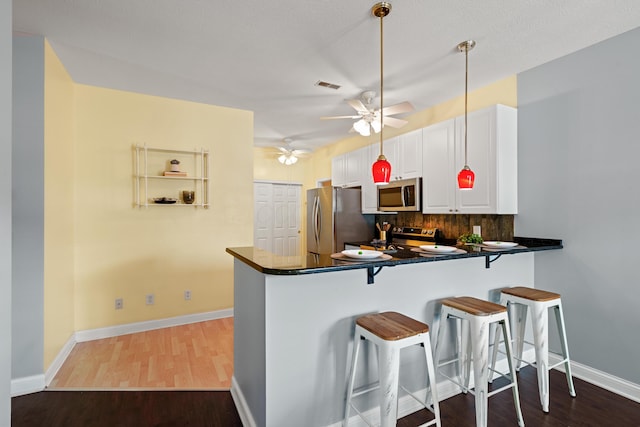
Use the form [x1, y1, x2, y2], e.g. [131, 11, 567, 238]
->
[367, 266, 384, 284]
[485, 253, 502, 269]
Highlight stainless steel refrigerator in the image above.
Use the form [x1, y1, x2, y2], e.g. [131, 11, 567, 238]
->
[307, 187, 374, 255]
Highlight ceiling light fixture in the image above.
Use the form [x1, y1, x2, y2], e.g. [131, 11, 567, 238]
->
[371, 2, 392, 185]
[278, 153, 298, 165]
[457, 40, 476, 190]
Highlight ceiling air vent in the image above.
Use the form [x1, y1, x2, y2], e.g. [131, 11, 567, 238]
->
[315, 80, 341, 90]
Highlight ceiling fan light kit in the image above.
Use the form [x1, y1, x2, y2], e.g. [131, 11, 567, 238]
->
[371, 2, 392, 185]
[457, 40, 476, 190]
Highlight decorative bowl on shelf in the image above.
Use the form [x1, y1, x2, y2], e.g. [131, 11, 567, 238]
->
[153, 197, 177, 204]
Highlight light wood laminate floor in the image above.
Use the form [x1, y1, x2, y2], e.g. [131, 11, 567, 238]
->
[48, 317, 233, 390]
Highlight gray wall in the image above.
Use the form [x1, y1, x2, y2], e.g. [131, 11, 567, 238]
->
[11, 36, 44, 380]
[516, 26, 640, 383]
[1, 0, 12, 422]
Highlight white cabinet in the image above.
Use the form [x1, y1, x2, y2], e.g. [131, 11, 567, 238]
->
[362, 144, 380, 213]
[332, 149, 365, 188]
[331, 154, 346, 187]
[380, 129, 423, 181]
[134, 145, 209, 208]
[422, 104, 517, 214]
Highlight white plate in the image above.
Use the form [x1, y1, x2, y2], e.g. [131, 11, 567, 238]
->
[341, 249, 384, 259]
[483, 241, 518, 248]
[419, 245, 458, 253]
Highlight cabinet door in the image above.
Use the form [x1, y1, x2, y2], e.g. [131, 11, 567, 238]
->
[422, 119, 457, 213]
[455, 105, 517, 214]
[331, 154, 346, 187]
[398, 129, 423, 179]
[380, 137, 400, 180]
[362, 145, 383, 213]
[455, 108, 495, 213]
[345, 148, 365, 187]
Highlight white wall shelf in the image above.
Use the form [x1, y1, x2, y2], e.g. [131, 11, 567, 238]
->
[134, 144, 209, 208]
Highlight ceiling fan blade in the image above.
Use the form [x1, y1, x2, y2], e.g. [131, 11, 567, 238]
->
[381, 116, 408, 128]
[320, 115, 361, 120]
[381, 101, 414, 116]
[292, 149, 311, 155]
[277, 146, 290, 153]
[347, 98, 369, 113]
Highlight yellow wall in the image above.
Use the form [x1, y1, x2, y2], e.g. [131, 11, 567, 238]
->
[43, 41, 75, 368]
[72, 86, 253, 331]
[253, 147, 307, 183]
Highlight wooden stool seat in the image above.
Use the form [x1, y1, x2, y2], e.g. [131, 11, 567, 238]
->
[441, 296, 507, 316]
[356, 311, 429, 341]
[345, 312, 441, 427]
[501, 286, 561, 302]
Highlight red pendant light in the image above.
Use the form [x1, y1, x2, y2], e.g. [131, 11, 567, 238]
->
[457, 40, 476, 190]
[372, 154, 391, 184]
[371, 2, 392, 185]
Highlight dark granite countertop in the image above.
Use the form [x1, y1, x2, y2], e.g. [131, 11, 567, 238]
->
[226, 237, 562, 276]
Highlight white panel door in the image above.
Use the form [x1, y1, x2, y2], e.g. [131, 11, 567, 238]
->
[254, 182, 301, 256]
[254, 182, 272, 251]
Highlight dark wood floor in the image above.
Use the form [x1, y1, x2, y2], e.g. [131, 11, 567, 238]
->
[12, 367, 640, 426]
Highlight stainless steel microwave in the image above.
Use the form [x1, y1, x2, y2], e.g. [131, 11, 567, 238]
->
[377, 178, 422, 212]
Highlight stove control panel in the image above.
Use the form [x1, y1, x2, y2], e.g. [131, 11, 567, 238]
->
[393, 227, 438, 238]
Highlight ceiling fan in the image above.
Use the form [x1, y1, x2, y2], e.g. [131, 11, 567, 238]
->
[272, 138, 311, 165]
[321, 90, 414, 136]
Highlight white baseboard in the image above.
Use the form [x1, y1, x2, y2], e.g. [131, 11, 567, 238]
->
[549, 353, 640, 403]
[75, 308, 234, 342]
[11, 374, 45, 397]
[44, 334, 76, 387]
[231, 376, 257, 427]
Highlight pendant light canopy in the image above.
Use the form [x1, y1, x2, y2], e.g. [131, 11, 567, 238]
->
[371, 2, 392, 185]
[457, 40, 476, 190]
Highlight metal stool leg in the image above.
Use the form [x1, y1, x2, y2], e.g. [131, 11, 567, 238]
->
[554, 302, 576, 397]
[501, 319, 525, 427]
[469, 316, 490, 427]
[378, 343, 400, 427]
[343, 333, 363, 427]
[530, 300, 550, 412]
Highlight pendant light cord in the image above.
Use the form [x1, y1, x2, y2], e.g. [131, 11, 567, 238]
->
[464, 44, 468, 166]
[379, 10, 384, 157]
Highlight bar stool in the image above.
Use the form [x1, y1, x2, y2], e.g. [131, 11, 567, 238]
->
[434, 297, 524, 427]
[344, 311, 441, 427]
[490, 286, 576, 412]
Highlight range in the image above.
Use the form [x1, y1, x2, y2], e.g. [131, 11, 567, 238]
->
[360, 226, 442, 258]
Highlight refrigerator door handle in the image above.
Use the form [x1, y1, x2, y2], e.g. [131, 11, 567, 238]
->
[314, 196, 321, 247]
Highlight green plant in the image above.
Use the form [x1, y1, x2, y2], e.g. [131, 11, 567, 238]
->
[458, 233, 484, 244]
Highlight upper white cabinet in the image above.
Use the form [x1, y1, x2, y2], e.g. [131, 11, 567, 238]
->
[331, 154, 347, 187]
[361, 144, 388, 214]
[422, 104, 517, 214]
[332, 149, 365, 188]
[382, 129, 423, 181]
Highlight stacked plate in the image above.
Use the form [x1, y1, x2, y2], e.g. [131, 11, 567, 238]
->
[482, 241, 518, 248]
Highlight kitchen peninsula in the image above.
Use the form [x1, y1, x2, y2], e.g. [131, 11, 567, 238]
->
[227, 239, 561, 427]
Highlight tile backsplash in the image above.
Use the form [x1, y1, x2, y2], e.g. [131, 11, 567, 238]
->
[376, 212, 514, 242]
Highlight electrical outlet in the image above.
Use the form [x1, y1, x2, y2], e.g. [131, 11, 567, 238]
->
[184, 290, 191, 301]
[146, 294, 154, 305]
[115, 298, 123, 310]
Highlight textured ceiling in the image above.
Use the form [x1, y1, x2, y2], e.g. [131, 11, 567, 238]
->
[12, 0, 640, 151]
